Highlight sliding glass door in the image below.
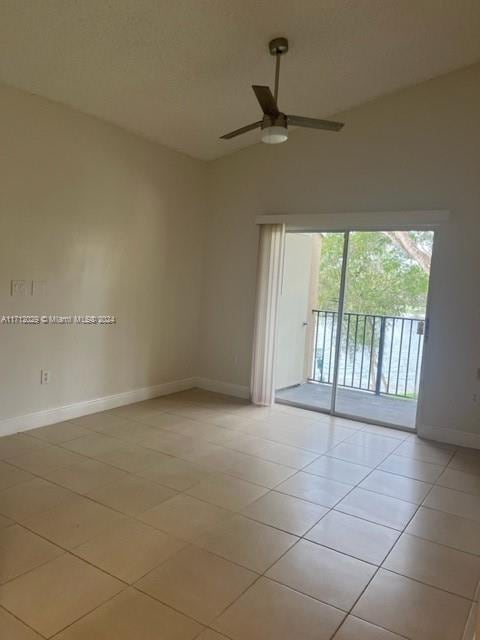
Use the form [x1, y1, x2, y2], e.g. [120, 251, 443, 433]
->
[334, 230, 433, 428]
[276, 229, 434, 430]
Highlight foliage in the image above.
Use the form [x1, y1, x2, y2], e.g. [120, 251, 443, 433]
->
[317, 231, 433, 316]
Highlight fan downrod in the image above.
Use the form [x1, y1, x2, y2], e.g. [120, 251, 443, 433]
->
[269, 37, 288, 56]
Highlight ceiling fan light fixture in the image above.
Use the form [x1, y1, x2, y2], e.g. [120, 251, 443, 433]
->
[261, 125, 288, 144]
[220, 37, 345, 142]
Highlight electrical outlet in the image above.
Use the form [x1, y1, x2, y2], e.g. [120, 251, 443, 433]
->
[40, 370, 51, 385]
[11, 280, 30, 296]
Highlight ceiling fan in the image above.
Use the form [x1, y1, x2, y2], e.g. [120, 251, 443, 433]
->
[220, 37, 345, 144]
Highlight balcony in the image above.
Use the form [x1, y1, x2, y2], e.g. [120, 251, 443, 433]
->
[276, 309, 425, 429]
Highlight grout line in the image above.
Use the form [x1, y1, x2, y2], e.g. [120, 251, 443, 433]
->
[0, 604, 50, 639]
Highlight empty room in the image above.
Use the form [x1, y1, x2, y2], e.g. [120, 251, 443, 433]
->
[1, 2, 480, 639]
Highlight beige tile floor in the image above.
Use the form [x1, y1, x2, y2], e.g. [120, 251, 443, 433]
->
[0, 389, 479, 639]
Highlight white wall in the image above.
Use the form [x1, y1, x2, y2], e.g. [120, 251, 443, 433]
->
[0, 84, 206, 423]
[200, 63, 480, 446]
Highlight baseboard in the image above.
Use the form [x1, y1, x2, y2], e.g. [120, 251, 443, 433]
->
[418, 423, 480, 449]
[195, 377, 250, 400]
[0, 377, 197, 438]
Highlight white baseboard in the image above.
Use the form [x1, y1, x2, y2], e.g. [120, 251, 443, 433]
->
[195, 377, 250, 400]
[418, 423, 480, 449]
[0, 377, 197, 438]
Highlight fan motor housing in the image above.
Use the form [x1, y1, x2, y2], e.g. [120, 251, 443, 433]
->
[261, 113, 287, 129]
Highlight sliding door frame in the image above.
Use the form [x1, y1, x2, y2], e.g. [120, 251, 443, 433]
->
[273, 214, 446, 433]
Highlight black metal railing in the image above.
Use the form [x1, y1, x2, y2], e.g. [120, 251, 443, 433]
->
[310, 310, 425, 398]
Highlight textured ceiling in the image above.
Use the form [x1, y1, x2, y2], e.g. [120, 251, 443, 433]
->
[1, 1, 480, 160]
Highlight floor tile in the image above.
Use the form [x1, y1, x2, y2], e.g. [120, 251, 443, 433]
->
[181, 443, 239, 471]
[306, 510, 399, 565]
[360, 423, 409, 440]
[137, 430, 197, 457]
[249, 441, 319, 469]
[86, 417, 158, 443]
[345, 432, 401, 454]
[406, 506, 480, 555]
[384, 533, 480, 598]
[54, 587, 202, 640]
[44, 458, 128, 494]
[334, 615, 408, 639]
[0, 434, 48, 460]
[303, 456, 371, 485]
[448, 450, 480, 476]
[241, 491, 328, 536]
[0, 477, 73, 522]
[110, 406, 163, 422]
[87, 475, 176, 516]
[276, 472, 352, 507]
[196, 514, 297, 572]
[214, 577, 345, 640]
[26, 421, 90, 444]
[70, 411, 131, 431]
[7, 445, 83, 476]
[266, 539, 376, 611]
[109, 403, 171, 421]
[168, 406, 221, 421]
[327, 443, 388, 467]
[0, 553, 124, 637]
[221, 434, 272, 456]
[208, 413, 253, 430]
[0, 524, 63, 584]
[74, 518, 185, 583]
[196, 631, 230, 640]
[336, 488, 417, 530]
[379, 453, 444, 482]
[138, 457, 211, 491]
[23, 494, 125, 549]
[164, 420, 238, 446]
[359, 469, 432, 504]
[186, 473, 268, 511]
[136, 545, 257, 623]
[93, 441, 171, 473]
[62, 433, 124, 457]
[140, 495, 231, 542]
[437, 467, 480, 496]
[0, 606, 44, 639]
[0, 461, 33, 491]
[223, 455, 296, 488]
[424, 486, 480, 523]
[394, 440, 454, 465]
[353, 569, 470, 640]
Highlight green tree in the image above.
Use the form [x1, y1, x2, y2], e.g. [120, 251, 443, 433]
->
[317, 231, 433, 317]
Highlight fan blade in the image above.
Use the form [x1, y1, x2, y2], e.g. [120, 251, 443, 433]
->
[220, 121, 262, 140]
[287, 115, 344, 131]
[252, 85, 279, 115]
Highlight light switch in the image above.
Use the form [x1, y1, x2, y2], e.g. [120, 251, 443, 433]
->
[11, 280, 29, 296]
[32, 280, 47, 296]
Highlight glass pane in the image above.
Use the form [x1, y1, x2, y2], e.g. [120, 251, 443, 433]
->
[275, 231, 345, 413]
[335, 230, 434, 429]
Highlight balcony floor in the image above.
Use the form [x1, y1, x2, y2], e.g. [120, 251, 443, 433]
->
[276, 381, 417, 429]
